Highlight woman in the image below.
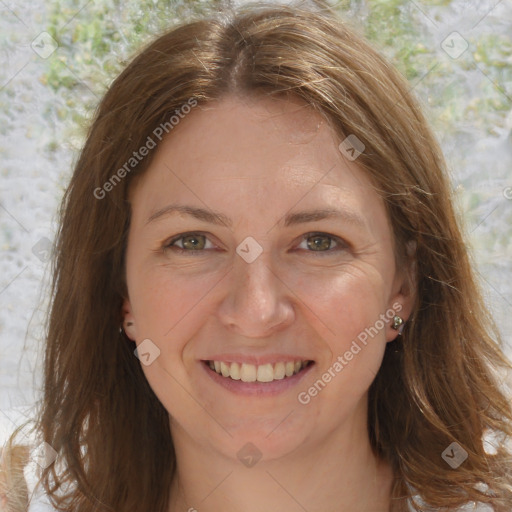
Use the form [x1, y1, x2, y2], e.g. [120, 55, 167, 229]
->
[3, 1, 512, 511]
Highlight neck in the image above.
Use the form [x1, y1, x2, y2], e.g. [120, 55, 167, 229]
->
[167, 419, 393, 512]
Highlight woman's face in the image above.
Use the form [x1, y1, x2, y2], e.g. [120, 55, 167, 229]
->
[123, 95, 413, 461]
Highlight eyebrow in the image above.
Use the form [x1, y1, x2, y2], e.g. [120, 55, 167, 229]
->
[146, 204, 232, 227]
[146, 204, 365, 229]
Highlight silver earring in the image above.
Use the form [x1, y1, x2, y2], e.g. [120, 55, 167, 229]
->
[119, 322, 134, 338]
[391, 315, 405, 335]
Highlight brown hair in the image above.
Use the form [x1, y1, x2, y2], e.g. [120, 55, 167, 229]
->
[5, 2, 512, 511]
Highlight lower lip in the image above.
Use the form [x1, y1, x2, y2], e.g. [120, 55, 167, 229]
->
[201, 361, 315, 396]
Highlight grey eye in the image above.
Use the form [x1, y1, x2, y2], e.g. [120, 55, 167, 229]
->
[165, 233, 214, 252]
[178, 234, 207, 250]
[304, 234, 335, 251]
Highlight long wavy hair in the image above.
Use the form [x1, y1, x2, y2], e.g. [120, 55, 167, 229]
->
[5, 2, 512, 511]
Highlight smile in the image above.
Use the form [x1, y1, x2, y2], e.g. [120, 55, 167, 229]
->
[206, 360, 312, 382]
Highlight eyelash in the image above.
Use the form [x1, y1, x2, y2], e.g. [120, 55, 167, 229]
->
[162, 231, 348, 256]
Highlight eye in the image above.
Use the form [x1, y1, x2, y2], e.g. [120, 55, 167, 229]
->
[297, 232, 347, 253]
[163, 232, 215, 253]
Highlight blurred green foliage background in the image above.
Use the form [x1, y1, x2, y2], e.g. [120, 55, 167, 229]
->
[43, 0, 512, 141]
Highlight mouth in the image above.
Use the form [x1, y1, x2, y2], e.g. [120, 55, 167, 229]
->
[200, 357, 315, 396]
[204, 359, 313, 383]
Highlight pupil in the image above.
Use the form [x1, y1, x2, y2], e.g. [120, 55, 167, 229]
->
[309, 236, 330, 251]
[184, 235, 203, 250]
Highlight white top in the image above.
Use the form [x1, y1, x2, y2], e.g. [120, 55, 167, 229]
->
[25, 458, 57, 512]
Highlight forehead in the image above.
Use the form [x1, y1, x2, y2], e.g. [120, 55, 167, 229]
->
[130, 94, 377, 204]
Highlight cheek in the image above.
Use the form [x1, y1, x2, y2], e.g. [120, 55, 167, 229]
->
[128, 269, 219, 416]
[293, 264, 388, 340]
[129, 265, 220, 341]
[294, 266, 389, 388]
[287, 267, 389, 421]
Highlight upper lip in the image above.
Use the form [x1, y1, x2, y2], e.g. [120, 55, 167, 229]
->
[202, 354, 314, 366]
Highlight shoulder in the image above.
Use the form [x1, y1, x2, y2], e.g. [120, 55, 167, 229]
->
[24, 453, 59, 512]
[0, 440, 59, 512]
[407, 486, 494, 511]
[408, 500, 494, 511]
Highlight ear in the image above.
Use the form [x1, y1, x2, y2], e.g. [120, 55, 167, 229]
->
[386, 240, 417, 342]
[122, 298, 138, 341]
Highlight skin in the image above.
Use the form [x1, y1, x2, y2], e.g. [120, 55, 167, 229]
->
[123, 95, 415, 511]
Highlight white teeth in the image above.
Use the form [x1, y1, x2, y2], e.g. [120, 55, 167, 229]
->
[208, 360, 310, 382]
[220, 361, 230, 377]
[256, 363, 274, 383]
[240, 363, 257, 382]
[273, 362, 285, 380]
[230, 362, 241, 380]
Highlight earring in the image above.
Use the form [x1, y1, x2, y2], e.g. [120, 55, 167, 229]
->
[391, 315, 405, 335]
[119, 322, 134, 340]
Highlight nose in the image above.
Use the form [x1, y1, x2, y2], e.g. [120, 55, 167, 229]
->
[216, 252, 295, 338]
